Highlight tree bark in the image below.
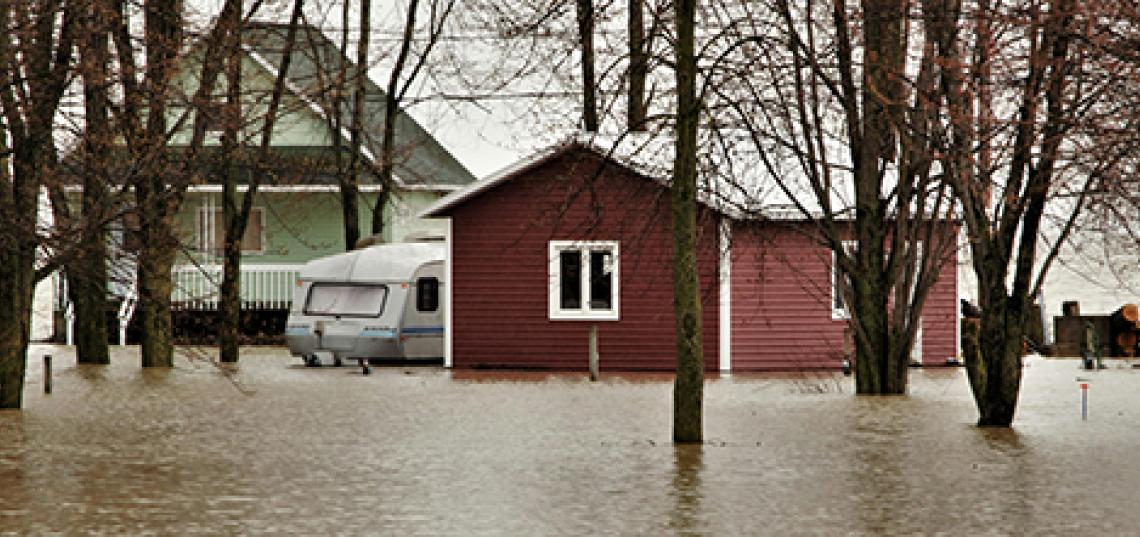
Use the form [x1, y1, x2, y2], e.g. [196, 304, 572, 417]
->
[671, 0, 703, 444]
[852, 0, 907, 394]
[218, 0, 244, 363]
[576, 0, 598, 132]
[71, 0, 115, 365]
[627, 0, 646, 131]
[137, 237, 177, 368]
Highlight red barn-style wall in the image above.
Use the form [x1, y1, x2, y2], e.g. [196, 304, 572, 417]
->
[432, 144, 722, 371]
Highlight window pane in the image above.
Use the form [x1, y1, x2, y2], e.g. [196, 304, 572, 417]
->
[304, 284, 387, 316]
[589, 250, 613, 309]
[559, 250, 581, 309]
[416, 277, 439, 312]
[210, 208, 263, 253]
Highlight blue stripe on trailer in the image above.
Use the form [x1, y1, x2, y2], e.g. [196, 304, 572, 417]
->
[360, 330, 398, 339]
[401, 326, 445, 335]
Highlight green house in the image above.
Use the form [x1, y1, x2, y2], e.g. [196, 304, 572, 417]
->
[51, 22, 475, 343]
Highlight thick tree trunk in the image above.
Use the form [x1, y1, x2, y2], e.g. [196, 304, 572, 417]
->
[964, 287, 1023, 427]
[218, 0, 243, 363]
[0, 252, 34, 409]
[576, 0, 598, 132]
[69, 252, 110, 364]
[137, 239, 176, 368]
[72, 0, 113, 364]
[671, 0, 703, 444]
[851, 0, 907, 394]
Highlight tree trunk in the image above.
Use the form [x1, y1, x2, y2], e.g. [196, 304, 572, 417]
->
[576, 0, 598, 132]
[671, 0, 703, 444]
[342, 0, 370, 250]
[0, 259, 33, 409]
[627, 0, 646, 131]
[69, 252, 110, 364]
[218, 0, 244, 363]
[218, 223, 242, 362]
[137, 235, 176, 368]
[964, 279, 1024, 427]
[71, 0, 114, 365]
[851, 0, 907, 394]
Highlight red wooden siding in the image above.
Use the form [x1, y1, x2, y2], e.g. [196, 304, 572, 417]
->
[919, 245, 958, 364]
[729, 222, 959, 370]
[445, 148, 720, 371]
[729, 223, 847, 370]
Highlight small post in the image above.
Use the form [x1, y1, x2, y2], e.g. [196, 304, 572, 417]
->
[43, 355, 52, 394]
[1080, 383, 1088, 420]
[588, 325, 599, 381]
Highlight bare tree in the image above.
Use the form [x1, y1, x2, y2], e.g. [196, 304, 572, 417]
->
[928, 0, 1138, 426]
[0, 0, 76, 407]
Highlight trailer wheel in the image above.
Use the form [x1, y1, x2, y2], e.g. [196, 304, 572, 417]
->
[333, 357, 343, 367]
[305, 355, 321, 367]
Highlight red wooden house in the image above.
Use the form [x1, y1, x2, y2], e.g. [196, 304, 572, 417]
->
[421, 141, 958, 372]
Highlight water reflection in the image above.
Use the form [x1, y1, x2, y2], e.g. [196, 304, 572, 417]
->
[668, 444, 705, 535]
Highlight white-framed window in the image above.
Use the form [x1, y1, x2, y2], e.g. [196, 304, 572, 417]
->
[548, 240, 619, 321]
[198, 207, 266, 255]
[832, 240, 857, 320]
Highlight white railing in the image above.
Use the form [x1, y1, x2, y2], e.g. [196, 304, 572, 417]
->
[172, 263, 303, 309]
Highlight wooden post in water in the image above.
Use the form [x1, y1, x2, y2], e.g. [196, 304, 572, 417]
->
[43, 355, 51, 394]
[588, 325, 599, 381]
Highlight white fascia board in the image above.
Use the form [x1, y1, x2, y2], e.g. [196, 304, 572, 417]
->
[418, 143, 569, 218]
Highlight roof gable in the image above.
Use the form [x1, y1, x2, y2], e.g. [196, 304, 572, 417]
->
[419, 138, 731, 218]
[239, 22, 476, 189]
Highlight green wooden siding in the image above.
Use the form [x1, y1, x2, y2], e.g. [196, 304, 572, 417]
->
[177, 189, 445, 265]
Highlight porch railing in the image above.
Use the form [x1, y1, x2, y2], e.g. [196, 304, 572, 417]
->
[172, 264, 304, 309]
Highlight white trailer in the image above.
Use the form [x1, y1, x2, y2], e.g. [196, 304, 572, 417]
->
[285, 241, 445, 370]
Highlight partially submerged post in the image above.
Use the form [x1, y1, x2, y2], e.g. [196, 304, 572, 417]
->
[43, 355, 51, 394]
[588, 325, 599, 381]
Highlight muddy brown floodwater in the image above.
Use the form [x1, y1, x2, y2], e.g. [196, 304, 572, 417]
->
[3, 346, 1140, 535]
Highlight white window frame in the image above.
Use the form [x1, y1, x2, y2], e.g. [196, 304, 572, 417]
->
[198, 206, 267, 255]
[548, 240, 620, 321]
[832, 240, 857, 320]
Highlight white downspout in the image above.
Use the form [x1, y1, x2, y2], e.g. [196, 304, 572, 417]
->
[444, 217, 453, 368]
[718, 217, 732, 372]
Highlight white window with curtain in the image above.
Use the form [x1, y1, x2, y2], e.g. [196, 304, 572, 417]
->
[548, 240, 619, 321]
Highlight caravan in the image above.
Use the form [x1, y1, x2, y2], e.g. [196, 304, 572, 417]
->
[285, 241, 445, 369]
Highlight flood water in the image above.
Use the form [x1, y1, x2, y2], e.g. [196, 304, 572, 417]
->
[2, 346, 1140, 535]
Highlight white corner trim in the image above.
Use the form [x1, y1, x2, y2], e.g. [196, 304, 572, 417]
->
[444, 217, 453, 368]
[719, 218, 732, 372]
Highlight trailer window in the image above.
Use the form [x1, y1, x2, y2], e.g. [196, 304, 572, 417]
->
[304, 284, 388, 317]
[416, 277, 439, 312]
[549, 241, 619, 321]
